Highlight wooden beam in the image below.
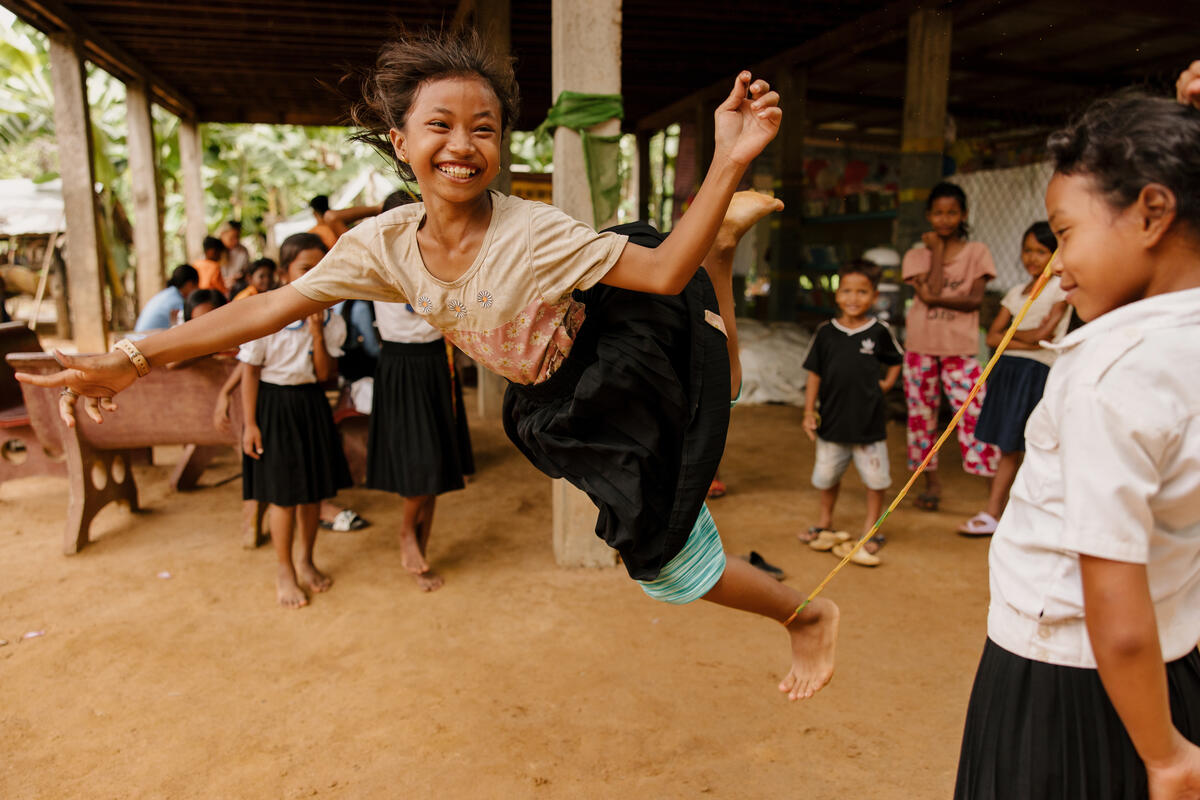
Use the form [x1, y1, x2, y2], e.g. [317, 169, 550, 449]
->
[5, 0, 196, 120]
[47, 33, 108, 352]
[125, 81, 165, 309]
[178, 119, 207, 265]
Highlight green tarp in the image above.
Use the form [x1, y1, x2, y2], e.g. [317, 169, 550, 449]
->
[535, 91, 624, 229]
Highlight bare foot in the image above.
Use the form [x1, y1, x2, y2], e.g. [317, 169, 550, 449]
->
[276, 565, 309, 609]
[399, 532, 431, 575]
[714, 190, 784, 252]
[778, 597, 840, 701]
[296, 560, 333, 594]
[411, 569, 445, 593]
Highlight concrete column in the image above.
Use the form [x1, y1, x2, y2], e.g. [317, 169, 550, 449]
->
[895, 8, 952, 251]
[179, 117, 207, 264]
[47, 34, 108, 352]
[126, 81, 166, 308]
[476, 0, 513, 420]
[767, 64, 806, 322]
[549, 0, 621, 569]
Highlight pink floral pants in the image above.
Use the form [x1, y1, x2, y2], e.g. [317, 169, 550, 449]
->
[903, 352, 998, 477]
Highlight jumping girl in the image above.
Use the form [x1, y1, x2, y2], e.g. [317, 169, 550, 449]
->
[902, 182, 1000, 515]
[240, 232, 352, 608]
[23, 30, 838, 700]
[955, 91, 1200, 799]
[956, 222, 1069, 537]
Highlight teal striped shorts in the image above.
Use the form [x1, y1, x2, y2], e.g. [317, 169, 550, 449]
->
[637, 503, 726, 604]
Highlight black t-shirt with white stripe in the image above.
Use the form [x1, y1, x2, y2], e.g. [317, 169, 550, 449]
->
[802, 318, 903, 443]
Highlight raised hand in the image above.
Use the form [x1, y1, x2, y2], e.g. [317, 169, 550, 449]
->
[15, 350, 138, 427]
[1177, 60, 1200, 110]
[714, 71, 782, 167]
[921, 231, 945, 253]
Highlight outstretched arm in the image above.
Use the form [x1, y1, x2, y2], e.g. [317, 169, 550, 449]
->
[1081, 555, 1200, 797]
[16, 285, 333, 425]
[601, 72, 781, 295]
[325, 204, 382, 238]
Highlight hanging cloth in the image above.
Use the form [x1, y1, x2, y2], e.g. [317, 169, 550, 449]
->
[535, 91, 624, 229]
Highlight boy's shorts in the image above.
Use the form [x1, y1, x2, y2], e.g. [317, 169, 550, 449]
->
[812, 437, 891, 491]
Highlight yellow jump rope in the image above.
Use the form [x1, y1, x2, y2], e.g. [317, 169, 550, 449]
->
[783, 251, 1059, 627]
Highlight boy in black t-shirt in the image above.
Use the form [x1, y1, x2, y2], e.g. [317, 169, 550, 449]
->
[799, 262, 903, 566]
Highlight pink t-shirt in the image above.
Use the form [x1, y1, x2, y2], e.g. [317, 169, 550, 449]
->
[902, 241, 996, 356]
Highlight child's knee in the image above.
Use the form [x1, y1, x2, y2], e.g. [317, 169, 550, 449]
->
[812, 438, 851, 490]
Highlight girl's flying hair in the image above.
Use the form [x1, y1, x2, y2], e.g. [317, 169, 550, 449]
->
[349, 28, 520, 182]
[926, 181, 970, 239]
[1046, 92, 1200, 234]
[278, 233, 328, 272]
[1024, 221, 1057, 252]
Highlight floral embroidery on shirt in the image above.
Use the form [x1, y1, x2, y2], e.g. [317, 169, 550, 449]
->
[416, 296, 433, 314]
[447, 298, 468, 319]
[476, 290, 494, 309]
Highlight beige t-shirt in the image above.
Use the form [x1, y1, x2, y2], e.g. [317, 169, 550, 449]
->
[291, 192, 629, 384]
[903, 241, 996, 356]
[998, 276, 1069, 367]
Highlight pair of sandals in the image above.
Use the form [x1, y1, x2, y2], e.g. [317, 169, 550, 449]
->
[802, 527, 883, 567]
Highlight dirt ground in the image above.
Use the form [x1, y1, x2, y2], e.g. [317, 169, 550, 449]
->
[0, 393, 995, 799]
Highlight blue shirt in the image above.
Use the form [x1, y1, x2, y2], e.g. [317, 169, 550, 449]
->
[135, 286, 183, 331]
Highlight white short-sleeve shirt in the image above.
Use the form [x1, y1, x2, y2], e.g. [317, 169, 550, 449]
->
[998, 275, 1070, 366]
[988, 287, 1200, 667]
[237, 310, 347, 386]
[289, 192, 628, 384]
[374, 301, 443, 345]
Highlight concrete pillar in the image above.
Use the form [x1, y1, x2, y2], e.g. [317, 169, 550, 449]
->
[126, 81, 166, 308]
[179, 117, 207, 264]
[767, 64, 806, 322]
[476, 0, 513, 420]
[895, 8, 952, 251]
[47, 34, 108, 352]
[548, 0, 621, 569]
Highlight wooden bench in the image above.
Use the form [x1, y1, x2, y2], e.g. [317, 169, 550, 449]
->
[7, 351, 247, 553]
[0, 322, 67, 485]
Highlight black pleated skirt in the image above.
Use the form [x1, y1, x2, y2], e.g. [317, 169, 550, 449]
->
[242, 382, 352, 506]
[366, 338, 474, 497]
[955, 638, 1200, 800]
[976, 355, 1051, 452]
[502, 222, 731, 581]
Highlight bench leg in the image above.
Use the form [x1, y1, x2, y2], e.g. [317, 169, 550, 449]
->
[170, 443, 222, 491]
[62, 438, 139, 555]
[0, 424, 66, 485]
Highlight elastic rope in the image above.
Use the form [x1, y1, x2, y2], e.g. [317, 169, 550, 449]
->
[783, 253, 1058, 627]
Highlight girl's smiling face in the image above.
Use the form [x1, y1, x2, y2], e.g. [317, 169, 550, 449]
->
[388, 76, 502, 204]
[1045, 172, 1154, 321]
[1020, 232, 1054, 278]
[285, 248, 325, 284]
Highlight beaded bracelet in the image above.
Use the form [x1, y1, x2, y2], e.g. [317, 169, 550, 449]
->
[113, 338, 151, 377]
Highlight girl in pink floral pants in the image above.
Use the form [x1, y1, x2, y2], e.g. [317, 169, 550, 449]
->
[901, 183, 1000, 512]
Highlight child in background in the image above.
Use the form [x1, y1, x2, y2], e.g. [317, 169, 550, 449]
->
[134, 264, 198, 331]
[955, 90, 1200, 799]
[233, 258, 277, 302]
[240, 233, 351, 608]
[367, 190, 475, 593]
[183, 288, 227, 322]
[26, 31, 840, 701]
[799, 261, 903, 566]
[902, 182, 999, 512]
[956, 222, 1068, 537]
[193, 236, 229, 297]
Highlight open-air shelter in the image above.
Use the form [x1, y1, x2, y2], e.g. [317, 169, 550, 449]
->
[4, 0, 1193, 563]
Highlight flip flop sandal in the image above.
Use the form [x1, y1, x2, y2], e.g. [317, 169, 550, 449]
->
[831, 541, 882, 567]
[319, 509, 369, 532]
[957, 512, 998, 537]
[914, 493, 941, 512]
[808, 529, 852, 552]
[747, 551, 787, 581]
[707, 479, 727, 499]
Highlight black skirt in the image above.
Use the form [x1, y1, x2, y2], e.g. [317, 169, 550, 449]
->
[502, 222, 731, 581]
[242, 382, 352, 506]
[366, 338, 474, 497]
[955, 638, 1200, 800]
[975, 355, 1050, 452]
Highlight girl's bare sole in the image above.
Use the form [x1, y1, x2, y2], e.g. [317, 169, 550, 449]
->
[778, 597, 840, 701]
[715, 191, 784, 252]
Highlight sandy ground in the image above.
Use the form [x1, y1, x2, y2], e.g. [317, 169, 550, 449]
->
[0, 392, 995, 799]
